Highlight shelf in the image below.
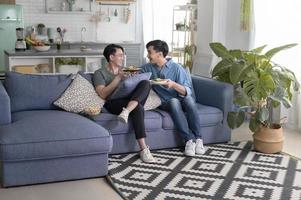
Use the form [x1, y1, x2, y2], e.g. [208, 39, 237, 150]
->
[173, 4, 197, 11]
[95, 0, 135, 5]
[173, 29, 191, 32]
[46, 10, 92, 14]
[171, 3, 197, 68]
[45, 0, 94, 14]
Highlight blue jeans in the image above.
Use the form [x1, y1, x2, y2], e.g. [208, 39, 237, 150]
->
[159, 96, 202, 142]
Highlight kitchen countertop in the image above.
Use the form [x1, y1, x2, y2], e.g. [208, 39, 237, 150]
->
[66, 41, 141, 45]
[5, 48, 104, 57]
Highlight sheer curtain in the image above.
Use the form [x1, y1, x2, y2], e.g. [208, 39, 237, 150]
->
[141, 0, 188, 58]
[254, 0, 301, 131]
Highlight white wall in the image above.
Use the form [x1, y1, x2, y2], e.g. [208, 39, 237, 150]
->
[193, 0, 253, 77]
[16, 0, 141, 43]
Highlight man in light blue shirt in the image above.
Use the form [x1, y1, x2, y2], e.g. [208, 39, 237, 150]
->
[141, 40, 205, 156]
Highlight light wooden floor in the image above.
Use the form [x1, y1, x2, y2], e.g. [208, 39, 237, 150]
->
[1, 124, 300, 200]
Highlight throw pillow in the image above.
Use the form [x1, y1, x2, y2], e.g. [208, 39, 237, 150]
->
[54, 74, 105, 115]
[144, 89, 161, 111]
[108, 72, 152, 100]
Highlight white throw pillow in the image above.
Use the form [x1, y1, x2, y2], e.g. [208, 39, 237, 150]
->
[54, 74, 105, 115]
[144, 89, 161, 111]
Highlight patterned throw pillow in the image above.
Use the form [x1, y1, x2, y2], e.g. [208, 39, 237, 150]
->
[144, 89, 161, 111]
[54, 74, 105, 115]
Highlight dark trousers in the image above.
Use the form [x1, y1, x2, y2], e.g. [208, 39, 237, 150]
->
[104, 80, 151, 139]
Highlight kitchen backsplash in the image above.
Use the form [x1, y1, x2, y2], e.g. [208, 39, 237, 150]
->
[16, 0, 141, 43]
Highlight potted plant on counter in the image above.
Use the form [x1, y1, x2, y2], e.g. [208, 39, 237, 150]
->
[209, 42, 300, 153]
[55, 57, 85, 74]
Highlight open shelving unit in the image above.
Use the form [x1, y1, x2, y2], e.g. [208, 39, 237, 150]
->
[171, 3, 197, 68]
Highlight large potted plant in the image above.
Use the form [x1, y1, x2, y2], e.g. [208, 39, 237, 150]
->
[209, 42, 300, 153]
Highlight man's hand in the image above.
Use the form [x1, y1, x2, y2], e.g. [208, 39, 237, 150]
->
[164, 79, 175, 89]
[115, 69, 128, 81]
[163, 79, 187, 96]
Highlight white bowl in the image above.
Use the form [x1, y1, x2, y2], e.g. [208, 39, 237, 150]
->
[33, 45, 51, 52]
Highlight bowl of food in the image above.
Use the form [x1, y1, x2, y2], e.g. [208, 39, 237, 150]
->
[150, 78, 168, 85]
[33, 45, 51, 52]
[122, 65, 141, 72]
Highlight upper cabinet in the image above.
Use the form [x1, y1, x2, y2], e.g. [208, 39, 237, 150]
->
[45, 0, 94, 14]
[45, 0, 136, 14]
[95, 0, 135, 4]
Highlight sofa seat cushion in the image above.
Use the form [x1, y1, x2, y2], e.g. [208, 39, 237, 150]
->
[0, 110, 112, 161]
[155, 103, 223, 130]
[91, 110, 162, 134]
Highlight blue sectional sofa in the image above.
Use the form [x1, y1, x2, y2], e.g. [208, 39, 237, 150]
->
[0, 72, 233, 187]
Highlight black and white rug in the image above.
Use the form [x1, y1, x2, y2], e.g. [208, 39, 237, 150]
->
[107, 141, 301, 200]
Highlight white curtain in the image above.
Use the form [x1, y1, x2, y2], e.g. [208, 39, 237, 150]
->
[254, 0, 301, 131]
[141, 0, 189, 59]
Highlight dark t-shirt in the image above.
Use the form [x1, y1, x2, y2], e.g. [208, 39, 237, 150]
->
[93, 67, 115, 87]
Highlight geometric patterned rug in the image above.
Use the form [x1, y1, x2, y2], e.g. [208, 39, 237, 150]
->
[106, 141, 301, 200]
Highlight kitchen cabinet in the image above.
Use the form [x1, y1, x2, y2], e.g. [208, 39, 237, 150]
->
[4, 49, 106, 74]
[45, 0, 94, 14]
[0, 0, 15, 4]
[4, 42, 142, 74]
[65, 42, 143, 67]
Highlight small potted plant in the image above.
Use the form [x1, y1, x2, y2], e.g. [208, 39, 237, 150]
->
[66, 0, 76, 11]
[175, 22, 187, 31]
[55, 57, 85, 74]
[184, 44, 197, 70]
[209, 42, 300, 153]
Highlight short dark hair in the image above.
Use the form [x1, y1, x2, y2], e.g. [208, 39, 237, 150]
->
[146, 40, 169, 57]
[103, 44, 124, 62]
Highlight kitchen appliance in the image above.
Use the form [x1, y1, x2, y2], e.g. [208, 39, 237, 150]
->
[15, 27, 26, 51]
[47, 27, 55, 43]
[0, 5, 24, 71]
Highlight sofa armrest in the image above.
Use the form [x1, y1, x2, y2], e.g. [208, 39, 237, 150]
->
[0, 81, 11, 125]
[192, 75, 233, 121]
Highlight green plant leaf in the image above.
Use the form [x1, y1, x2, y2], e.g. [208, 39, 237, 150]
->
[255, 108, 269, 123]
[227, 112, 237, 129]
[209, 42, 231, 58]
[227, 111, 245, 129]
[251, 45, 267, 54]
[265, 43, 298, 60]
[249, 117, 260, 132]
[236, 111, 245, 128]
[229, 49, 243, 60]
[272, 100, 281, 108]
[229, 63, 253, 84]
[234, 84, 251, 106]
[211, 59, 232, 78]
[282, 97, 292, 108]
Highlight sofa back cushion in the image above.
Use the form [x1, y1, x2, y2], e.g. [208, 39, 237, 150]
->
[4, 72, 73, 112]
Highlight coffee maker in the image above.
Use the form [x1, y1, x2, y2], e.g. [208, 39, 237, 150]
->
[15, 28, 26, 51]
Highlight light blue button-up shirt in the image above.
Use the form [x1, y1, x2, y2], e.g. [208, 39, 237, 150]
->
[141, 59, 192, 103]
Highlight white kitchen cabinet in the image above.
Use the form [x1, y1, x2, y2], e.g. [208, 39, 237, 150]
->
[4, 49, 107, 74]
